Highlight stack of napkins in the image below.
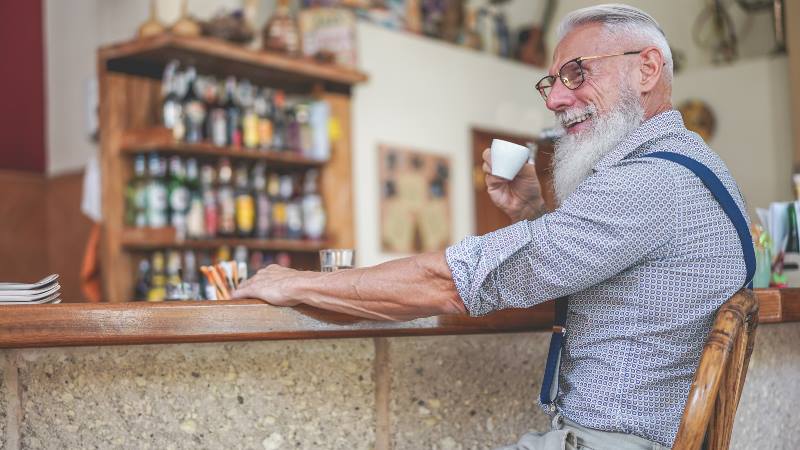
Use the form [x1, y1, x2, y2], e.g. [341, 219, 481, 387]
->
[0, 274, 62, 305]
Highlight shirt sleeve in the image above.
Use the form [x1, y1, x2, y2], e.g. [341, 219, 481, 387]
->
[446, 158, 678, 316]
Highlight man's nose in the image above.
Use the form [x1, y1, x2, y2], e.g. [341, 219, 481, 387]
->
[545, 78, 575, 112]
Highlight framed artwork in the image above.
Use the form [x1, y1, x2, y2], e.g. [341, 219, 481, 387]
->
[298, 8, 358, 67]
[379, 144, 451, 253]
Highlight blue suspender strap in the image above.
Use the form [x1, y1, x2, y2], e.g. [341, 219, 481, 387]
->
[539, 296, 567, 409]
[646, 152, 755, 288]
[538, 151, 755, 412]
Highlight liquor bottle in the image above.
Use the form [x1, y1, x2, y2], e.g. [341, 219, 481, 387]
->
[295, 102, 313, 156]
[202, 77, 227, 147]
[301, 169, 326, 240]
[183, 249, 197, 285]
[272, 90, 286, 150]
[200, 163, 219, 238]
[217, 158, 237, 236]
[167, 156, 190, 240]
[162, 60, 183, 134]
[134, 258, 151, 301]
[262, 0, 300, 56]
[182, 67, 206, 144]
[216, 245, 232, 264]
[309, 100, 331, 161]
[285, 104, 301, 153]
[185, 158, 205, 239]
[254, 88, 274, 151]
[285, 174, 303, 240]
[276, 251, 292, 267]
[224, 77, 242, 148]
[248, 251, 264, 278]
[240, 80, 259, 150]
[148, 251, 167, 302]
[125, 154, 148, 227]
[234, 245, 248, 265]
[234, 162, 256, 237]
[146, 154, 169, 228]
[183, 249, 199, 300]
[268, 172, 286, 238]
[253, 163, 271, 239]
[165, 249, 183, 299]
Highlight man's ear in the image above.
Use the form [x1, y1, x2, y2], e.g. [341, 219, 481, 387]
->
[639, 46, 664, 92]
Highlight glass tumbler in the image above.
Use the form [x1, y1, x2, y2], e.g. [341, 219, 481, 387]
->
[319, 249, 355, 272]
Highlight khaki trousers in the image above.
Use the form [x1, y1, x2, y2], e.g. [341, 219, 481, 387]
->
[494, 414, 670, 450]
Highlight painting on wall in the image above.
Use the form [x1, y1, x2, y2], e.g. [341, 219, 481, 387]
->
[379, 144, 451, 253]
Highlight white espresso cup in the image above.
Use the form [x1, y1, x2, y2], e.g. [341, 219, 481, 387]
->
[490, 139, 530, 180]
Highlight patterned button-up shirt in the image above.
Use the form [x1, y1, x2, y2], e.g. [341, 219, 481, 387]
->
[446, 110, 748, 447]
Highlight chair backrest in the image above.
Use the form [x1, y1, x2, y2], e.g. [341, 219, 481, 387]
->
[673, 289, 759, 450]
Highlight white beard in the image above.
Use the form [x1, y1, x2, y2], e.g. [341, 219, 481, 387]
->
[552, 88, 645, 204]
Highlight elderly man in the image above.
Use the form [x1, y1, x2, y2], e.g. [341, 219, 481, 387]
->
[234, 4, 753, 450]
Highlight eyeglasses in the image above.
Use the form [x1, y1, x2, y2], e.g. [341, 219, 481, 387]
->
[535, 50, 642, 100]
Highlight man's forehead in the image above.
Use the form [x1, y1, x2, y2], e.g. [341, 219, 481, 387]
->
[550, 23, 615, 71]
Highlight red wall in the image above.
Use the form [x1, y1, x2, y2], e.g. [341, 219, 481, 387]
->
[0, 0, 46, 173]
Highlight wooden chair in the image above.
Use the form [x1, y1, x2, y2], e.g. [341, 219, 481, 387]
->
[673, 289, 759, 450]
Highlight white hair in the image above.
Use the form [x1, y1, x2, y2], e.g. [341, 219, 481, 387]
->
[556, 4, 673, 82]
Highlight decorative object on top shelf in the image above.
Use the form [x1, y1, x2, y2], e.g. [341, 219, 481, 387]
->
[263, 0, 302, 56]
[516, 0, 556, 67]
[475, 3, 511, 58]
[138, 0, 166, 38]
[298, 8, 358, 67]
[379, 145, 451, 253]
[170, 0, 202, 37]
[201, 9, 256, 44]
[678, 99, 716, 142]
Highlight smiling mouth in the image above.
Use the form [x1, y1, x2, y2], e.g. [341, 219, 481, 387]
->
[558, 105, 597, 131]
[563, 112, 592, 129]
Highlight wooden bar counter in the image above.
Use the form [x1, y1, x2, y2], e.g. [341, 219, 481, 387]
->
[0, 289, 798, 349]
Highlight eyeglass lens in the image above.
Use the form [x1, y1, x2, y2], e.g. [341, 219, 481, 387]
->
[537, 60, 585, 99]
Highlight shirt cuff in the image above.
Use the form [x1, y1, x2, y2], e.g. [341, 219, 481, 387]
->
[445, 220, 534, 316]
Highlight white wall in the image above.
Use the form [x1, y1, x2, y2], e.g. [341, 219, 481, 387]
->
[352, 23, 548, 265]
[673, 55, 793, 216]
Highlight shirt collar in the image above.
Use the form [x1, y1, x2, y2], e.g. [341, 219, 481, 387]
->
[593, 109, 685, 171]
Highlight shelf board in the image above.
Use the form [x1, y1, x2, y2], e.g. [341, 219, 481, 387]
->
[98, 34, 368, 92]
[121, 128, 326, 168]
[121, 227, 329, 253]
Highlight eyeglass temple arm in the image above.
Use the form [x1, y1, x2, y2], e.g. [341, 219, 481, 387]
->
[577, 50, 642, 63]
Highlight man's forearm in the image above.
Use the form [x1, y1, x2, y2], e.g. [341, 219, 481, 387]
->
[288, 251, 466, 321]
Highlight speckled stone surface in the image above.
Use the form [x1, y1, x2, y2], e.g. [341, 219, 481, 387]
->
[389, 332, 551, 450]
[1, 350, 6, 449]
[17, 340, 375, 450]
[731, 323, 800, 450]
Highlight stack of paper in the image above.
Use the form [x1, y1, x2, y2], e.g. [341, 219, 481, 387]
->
[0, 274, 62, 305]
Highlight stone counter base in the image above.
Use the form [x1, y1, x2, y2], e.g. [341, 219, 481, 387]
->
[1, 327, 799, 449]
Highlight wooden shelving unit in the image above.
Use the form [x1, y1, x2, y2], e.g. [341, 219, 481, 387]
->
[120, 227, 329, 252]
[121, 128, 326, 168]
[98, 34, 368, 302]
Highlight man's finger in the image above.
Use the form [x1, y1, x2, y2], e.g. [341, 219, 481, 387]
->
[482, 148, 491, 164]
